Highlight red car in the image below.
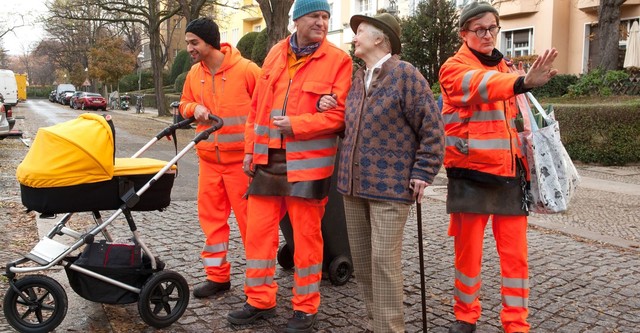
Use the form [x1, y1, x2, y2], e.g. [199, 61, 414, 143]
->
[72, 92, 107, 111]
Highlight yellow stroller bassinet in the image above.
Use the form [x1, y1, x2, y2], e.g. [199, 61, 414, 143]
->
[17, 113, 175, 214]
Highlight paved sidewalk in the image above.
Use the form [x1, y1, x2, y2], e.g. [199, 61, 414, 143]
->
[4, 109, 640, 332]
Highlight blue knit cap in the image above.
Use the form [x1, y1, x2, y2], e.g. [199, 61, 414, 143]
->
[292, 0, 331, 20]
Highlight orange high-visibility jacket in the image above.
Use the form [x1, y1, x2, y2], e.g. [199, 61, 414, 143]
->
[439, 43, 526, 179]
[245, 36, 352, 182]
[180, 43, 260, 163]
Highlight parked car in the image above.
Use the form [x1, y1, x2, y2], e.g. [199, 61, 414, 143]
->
[55, 83, 76, 103]
[0, 102, 10, 140]
[0, 93, 14, 132]
[0, 69, 18, 111]
[69, 91, 84, 109]
[74, 92, 107, 111]
[59, 91, 75, 105]
[48, 90, 57, 102]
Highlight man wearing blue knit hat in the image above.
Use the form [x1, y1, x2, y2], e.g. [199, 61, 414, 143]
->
[226, 0, 353, 332]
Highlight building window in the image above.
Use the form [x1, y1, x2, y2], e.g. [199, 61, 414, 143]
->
[221, 31, 228, 43]
[356, 0, 374, 15]
[175, 18, 181, 29]
[329, 3, 335, 31]
[501, 28, 533, 58]
[254, 25, 262, 32]
[232, 28, 240, 45]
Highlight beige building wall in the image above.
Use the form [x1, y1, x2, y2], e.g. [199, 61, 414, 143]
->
[218, 0, 265, 46]
[496, 0, 640, 75]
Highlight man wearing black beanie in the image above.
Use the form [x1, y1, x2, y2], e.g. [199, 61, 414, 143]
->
[179, 17, 260, 300]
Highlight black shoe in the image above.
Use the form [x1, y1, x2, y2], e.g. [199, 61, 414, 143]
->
[192, 280, 230, 298]
[285, 310, 317, 333]
[449, 320, 476, 333]
[227, 303, 276, 325]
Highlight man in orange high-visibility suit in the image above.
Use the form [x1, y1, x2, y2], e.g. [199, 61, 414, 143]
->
[439, 2, 559, 333]
[179, 17, 260, 299]
[226, 1, 352, 332]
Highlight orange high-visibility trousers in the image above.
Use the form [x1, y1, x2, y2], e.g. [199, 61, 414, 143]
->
[244, 195, 326, 314]
[448, 212, 530, 333]
[198, 159, 249, 283]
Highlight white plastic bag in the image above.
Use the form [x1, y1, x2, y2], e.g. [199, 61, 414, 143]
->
[517, 92, 580, 213]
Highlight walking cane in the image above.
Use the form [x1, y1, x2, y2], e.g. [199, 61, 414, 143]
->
[416, 201, 428, 332]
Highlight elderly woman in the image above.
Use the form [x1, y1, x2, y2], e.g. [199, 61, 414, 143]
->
[439, 2, 558, 333]
[320, 13, 444, 333]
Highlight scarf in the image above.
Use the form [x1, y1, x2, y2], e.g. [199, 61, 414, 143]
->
[469, 45, 504, 67]
[290, 32, 320, 57]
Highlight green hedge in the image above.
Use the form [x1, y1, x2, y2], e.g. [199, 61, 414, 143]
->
[27, 86, 56, 98]
[554, 104, 640, 165]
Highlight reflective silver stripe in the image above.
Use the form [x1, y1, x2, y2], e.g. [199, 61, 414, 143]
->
[445, 136, 466, 147]
[454, 287, 479, 304]
[288, 156, 334, 171]
[245, 275, 274, 287]
[478, 71, 498, 103]
[502, 295, 529, 308]
[502, 277, 529, 289]
[255, 124, 269, 136]
[461, 70, 478, 104]
[295, 281, 320, 295]
[246, 259, 276, 270]
[443, 112, 460, 125]
[254, 143, 269, 155]
[509, 118, 516, 128]
[443, 110, 504, 125]
[456, 269, 481, 288]
[469, 138, 511, 150]
[471, 109, 505, 122]
[203, 242, 228, 254]
[222, 115, 247, 126]
[203, 256, 227, 267]
[270, 109, 282, 117]
[287, 138, 336, 153]
[217, 133, 245, 143]
[295, 263, 322, 278]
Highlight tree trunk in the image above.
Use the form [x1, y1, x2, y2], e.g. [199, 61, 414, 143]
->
[148, 3, 168, 116]
[598, 0, 625, 70]
[257, 0, 294, 50]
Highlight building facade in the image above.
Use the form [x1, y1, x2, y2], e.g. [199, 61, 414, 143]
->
[164, 0, 640, 77]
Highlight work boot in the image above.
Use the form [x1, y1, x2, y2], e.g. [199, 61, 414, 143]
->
[285, 310, 317, 333]
[227, 303, 276, 325]
[192, 280, 230, 298]
[449, 320, 476, 333]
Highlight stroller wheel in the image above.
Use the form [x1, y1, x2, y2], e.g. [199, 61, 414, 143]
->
[137, 270, 190, 328]
[328, 255, 353, 286]
[3, 274, 68, 333]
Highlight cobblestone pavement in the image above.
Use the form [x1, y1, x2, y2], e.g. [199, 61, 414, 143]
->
[2, 108, 640, 332]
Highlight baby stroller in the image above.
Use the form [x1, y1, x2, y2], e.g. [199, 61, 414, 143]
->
[3, 113, 223, 333]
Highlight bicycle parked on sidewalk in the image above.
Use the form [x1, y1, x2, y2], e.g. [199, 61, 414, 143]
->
[135, 94, 145, 114]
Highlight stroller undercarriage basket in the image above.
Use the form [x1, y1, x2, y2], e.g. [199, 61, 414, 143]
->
[64, 240, 165, 304]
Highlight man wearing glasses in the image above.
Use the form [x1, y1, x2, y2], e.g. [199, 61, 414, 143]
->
[439, 1, 558, 333]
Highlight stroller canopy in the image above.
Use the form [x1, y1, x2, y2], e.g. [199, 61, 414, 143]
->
[17, 113, 115, 188]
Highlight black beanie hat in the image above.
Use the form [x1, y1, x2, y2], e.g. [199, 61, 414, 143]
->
[185, 17, 221, 50]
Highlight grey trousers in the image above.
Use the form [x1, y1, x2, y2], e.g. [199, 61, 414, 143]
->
[343, 195, 411, 333]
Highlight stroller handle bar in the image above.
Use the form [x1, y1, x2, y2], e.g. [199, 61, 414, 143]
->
[152, 114, 223, 141]
[132, 115, 224, 159]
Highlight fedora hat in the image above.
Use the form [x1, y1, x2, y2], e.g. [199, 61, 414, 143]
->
[350, 13, 401, 55]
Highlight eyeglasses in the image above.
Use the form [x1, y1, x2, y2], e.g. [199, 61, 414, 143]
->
[465, 26, 501, 38]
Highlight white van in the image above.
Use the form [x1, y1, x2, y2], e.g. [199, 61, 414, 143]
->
[55, 83, 76, 104]
[0, 69, 18, 110]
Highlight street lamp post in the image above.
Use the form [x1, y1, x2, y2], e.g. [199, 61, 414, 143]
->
[137, 52, 145, 91]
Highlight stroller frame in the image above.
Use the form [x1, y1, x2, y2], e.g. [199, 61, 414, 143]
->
[3, 115, 223, 333]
